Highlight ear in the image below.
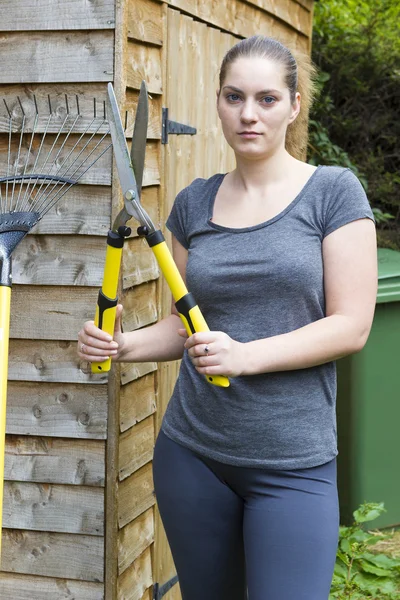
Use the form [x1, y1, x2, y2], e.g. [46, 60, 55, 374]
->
[288, 92, 301, 124]
[216, 89, 221, 116]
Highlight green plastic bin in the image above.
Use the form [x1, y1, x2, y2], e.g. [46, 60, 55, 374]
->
[336, 248, 400, 528]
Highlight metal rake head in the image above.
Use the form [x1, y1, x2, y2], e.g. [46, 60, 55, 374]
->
[0, 93, 112, 230]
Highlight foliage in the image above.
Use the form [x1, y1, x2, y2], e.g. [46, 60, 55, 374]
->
[330, 503, 400, 599]
[309, 0, 400, 247]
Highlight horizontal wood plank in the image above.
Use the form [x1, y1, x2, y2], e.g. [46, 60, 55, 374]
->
[8, 339, 107, 384]
[6, 381, 107, 439]
[3, 482, 104, 535]
[128, 0, 163, 46]
[126, 41, 163, 94]
[244, 0, 311, 36]
[122, 281, 158, 329]
[4, 436, 105, 485]
[120, 372, 157, 433]
[10, 285, 101, 340]
[0, 0, 115, 31]
[1, 529, 104, 581]
[118, 462, 155, 529]
[118, 507, 154, 576]
[13, 235, 106, 287]
[120, 361, 158, 387]
[0, 31, 114, 84]
[0, 572, 104, 600]
[117, 546, 152, 600]
[123, 237, 160, 289]
[31, 185, 111, 236]
[119, 415, 155, 481]
[164, 0, 309, 47]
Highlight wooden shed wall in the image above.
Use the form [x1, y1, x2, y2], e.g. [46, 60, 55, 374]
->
[0, 1, 314, 599]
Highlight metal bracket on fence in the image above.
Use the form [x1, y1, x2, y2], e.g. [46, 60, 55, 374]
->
[162, 107, 197, 144]
[153, 574, 179, 599]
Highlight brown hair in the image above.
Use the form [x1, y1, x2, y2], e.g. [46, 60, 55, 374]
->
[218, 35, 317, 160]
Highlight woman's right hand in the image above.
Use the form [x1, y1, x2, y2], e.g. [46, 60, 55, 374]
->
[77, 304, 125, 363]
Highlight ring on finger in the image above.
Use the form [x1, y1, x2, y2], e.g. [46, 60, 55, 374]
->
[204, 344, 209, 355]
[80, 342, 86, 354]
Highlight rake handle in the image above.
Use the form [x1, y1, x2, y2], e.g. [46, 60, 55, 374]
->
[0, 285, 11, 559]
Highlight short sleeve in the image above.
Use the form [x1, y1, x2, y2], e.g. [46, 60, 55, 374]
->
[323, 169, 375, 238]
[166, 187, 189, 249]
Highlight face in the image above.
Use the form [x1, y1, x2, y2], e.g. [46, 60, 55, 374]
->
[216, 56, 300, 159]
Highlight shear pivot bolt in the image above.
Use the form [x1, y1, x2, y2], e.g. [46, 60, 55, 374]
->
[125, 190, 136, 200]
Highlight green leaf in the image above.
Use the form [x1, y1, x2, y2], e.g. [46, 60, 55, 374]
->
[353, 503, 385, 523]
[359, 560, 391, 577]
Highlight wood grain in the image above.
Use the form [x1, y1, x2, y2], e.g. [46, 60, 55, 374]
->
[0, 572, 104, 600]
[128, 0, 163, 46]
[0, 0, 115, 31]
[13, 235, 107, 287]
[4, 436, 105, 485]
[118, 508, 154, 575]
[10, 285, 101, 340]
[126, 41, 163, 95]
[6, 381, 107, 439]
[120, 372, 157, 433]
[118, 462, 155, 529]
[3, 482, 104, 535]
[119, 415, 155, 481]
[0, 31, 114, 84]
[1, 529, 104, 581]
[122, 236, 160, 290]
[117, 547, 152, 600]
[8, 339, 107, 384]
[121, 281, 158, 331]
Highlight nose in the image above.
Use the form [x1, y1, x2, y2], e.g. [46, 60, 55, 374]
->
[240, 99, 258, 123]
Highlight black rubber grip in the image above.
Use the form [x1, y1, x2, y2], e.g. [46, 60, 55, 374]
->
[175, 293, 197, 334]
[145, 230, 165, 247]
[97, 289, 118, 330]
[107, 230, 125, 248]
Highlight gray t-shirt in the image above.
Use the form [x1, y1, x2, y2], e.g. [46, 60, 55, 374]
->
[162, 165, 375, 469]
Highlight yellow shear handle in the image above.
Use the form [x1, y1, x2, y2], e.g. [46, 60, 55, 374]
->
[0, 285, 11, 558]
[92, 231, 125, 373]
[151, 238, 230, 388]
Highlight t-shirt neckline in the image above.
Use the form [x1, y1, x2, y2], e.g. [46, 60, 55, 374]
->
[207, 165, 323, 233]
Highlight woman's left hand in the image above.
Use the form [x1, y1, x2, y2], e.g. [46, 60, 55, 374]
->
[178, 329, 246, 378]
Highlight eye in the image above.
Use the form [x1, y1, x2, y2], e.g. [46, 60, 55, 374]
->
[262, 96, 276, 105]
[226, 93, 242, 102]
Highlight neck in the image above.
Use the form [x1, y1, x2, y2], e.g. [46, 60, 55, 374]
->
[231, 147, 297, 191]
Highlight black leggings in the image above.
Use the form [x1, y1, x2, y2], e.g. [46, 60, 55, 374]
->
[153, 429, 339, 600]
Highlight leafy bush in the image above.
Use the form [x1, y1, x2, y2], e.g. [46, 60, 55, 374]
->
[330, 503, 400, 599]
[309, 0, 400, 248]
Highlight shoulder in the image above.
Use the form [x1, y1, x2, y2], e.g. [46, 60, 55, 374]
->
[180, 173, 225, 201]
[316, 165, 360, 186]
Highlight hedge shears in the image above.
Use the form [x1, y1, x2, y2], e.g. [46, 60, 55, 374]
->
[92, 82, 229, 388]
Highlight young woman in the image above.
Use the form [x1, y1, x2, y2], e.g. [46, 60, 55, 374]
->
[78, 36, 377, 600]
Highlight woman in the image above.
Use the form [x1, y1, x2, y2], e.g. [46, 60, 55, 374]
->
[78, 36, 377, 600]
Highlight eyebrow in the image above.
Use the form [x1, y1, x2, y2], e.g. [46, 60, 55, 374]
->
[222, 85, 281, 95]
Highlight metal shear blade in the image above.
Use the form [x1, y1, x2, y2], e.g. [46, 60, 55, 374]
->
[106, 82, 154, 233]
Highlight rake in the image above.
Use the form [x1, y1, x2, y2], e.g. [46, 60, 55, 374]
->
[0, 93, 112, 558]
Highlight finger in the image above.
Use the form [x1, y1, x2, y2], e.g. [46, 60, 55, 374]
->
[195, 364, 224, 375]
[114, 304, 123, 334]
[83, 321, 114, 342]
[78, 342, 118, 358]
[184, 332, 213, 349]
[187, 343, 213, 358]
[79, 333, 118, 351]
[177, 328, 189, 339]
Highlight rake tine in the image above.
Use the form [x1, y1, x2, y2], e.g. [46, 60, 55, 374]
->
[19, 111, 53, 213]
[14, 111, 40, 212]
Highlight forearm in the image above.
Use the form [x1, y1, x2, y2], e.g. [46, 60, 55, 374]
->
[117, 313, 186, 363]
[242, 314, 367, 375]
